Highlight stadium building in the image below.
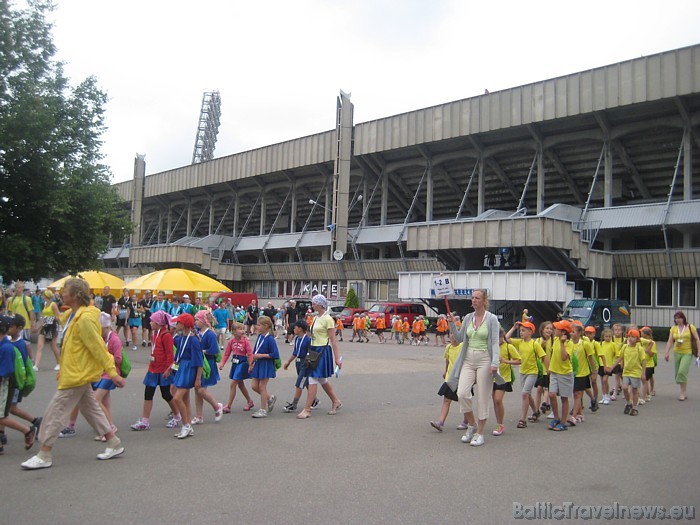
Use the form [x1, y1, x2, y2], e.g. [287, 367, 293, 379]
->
[109, 44, 700, 328]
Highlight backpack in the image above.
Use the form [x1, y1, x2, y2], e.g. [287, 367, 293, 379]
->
[570, 350, 579, 376]
[13, 348, 27, 390]
[201, 352, 211, 379]
[120, 352, 132, 378]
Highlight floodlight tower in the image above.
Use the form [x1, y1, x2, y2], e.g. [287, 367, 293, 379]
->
[191, 90, 222, 164]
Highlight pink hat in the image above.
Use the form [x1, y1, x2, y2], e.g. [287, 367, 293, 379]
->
[150, 310, 172, 327]
[194, 310, 211, 327]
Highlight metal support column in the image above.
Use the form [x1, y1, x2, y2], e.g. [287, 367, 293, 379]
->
[259, 195, 267, 236]
[604, 142, 613, 207]
[186, 200, 192, 236]
[477, 159, 485, 215]
[380, 170, 388, 225]
[536, 146, 545, 214]
[425, 161, 433, 222]
[290, 183, 298, 233]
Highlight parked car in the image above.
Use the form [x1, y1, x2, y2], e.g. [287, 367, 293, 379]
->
[330, 306, 345, 314]
[338, 307, 367, 328]
[562, 299, 631, 335]
[367, 303, 427, 329]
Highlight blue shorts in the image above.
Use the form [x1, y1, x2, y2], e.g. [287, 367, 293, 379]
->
[128, 318, 142, 328]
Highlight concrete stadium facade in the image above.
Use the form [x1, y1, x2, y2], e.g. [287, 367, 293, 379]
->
[109, 44, 700, 328]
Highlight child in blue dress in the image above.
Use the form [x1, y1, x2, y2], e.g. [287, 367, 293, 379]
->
[282, 320, 318, 413]
[192, 311, 223, 424]
[248, 316, 279, 418]
[170, 314, 203, 439]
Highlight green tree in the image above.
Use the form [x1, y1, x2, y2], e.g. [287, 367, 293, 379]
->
[0, 0, 131, 282]
[344, 288, 359, 308]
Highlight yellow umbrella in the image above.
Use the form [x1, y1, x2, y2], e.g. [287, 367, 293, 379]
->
[48, 270, 125, 291]
[125, 269, 231, 294]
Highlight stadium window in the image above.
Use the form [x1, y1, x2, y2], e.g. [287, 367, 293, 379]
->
[656, 279, 673, 307]
[679, 279, 697, 308]
[616, 279, 632, 304]
[636, 279, 652, 307]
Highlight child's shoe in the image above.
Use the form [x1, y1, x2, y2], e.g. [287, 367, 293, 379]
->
[130, 418, 150, 431]
[492, 424, 505, 436]
[430, 421, 444, 432]
[624, 404, 632, 414]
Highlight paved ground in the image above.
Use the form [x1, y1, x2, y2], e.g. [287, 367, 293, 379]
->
[2, 335, 699, 524]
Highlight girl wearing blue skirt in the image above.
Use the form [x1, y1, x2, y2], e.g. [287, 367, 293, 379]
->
[219, 322, 255, 412]
[248, 316, 279, 418]
[130, 310, 181, 431]
[170, 314, 203, 439]
[296, 295, 343, 419]
[192, 311, 224, 424]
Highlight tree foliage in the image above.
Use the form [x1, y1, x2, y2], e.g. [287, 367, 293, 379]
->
[344, 288, 359, 308]
[0, 0, 131, 282]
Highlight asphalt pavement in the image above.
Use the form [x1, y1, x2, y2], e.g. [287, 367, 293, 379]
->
[1, 335, 699, 524]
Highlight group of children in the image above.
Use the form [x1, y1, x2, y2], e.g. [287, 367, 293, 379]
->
[430, 318, 659, 439]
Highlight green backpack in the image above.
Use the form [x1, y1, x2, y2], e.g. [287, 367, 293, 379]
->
[201, 352, 211, 380]
[120, 352, 132, 378]
[13, 348, 26, 390]
[570, 350, 579, 376]
[21, 356, 35, 397]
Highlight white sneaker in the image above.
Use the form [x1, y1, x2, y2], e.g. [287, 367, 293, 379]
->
[470, 433, 485, 446]
[97, 446, 125, 460]
[165, 417, 181, 428]
[460, 425, 476, 443]
[33, 365, 39, 372]
[53, 364, 60, 371]
[21, 455, 52, 470]
[214, 403, 224, 422]
[251, 409, 268, 418]
[547, 412, 556, 419]
[267, 395, 277, 413]
[602, 396, 610, 405]
[176, 425, 194, 439]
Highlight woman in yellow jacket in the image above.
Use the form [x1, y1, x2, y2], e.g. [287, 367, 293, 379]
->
[21, 278, 126, 470]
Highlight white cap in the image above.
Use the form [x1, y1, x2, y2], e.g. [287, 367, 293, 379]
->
[183, 294, 190, 299]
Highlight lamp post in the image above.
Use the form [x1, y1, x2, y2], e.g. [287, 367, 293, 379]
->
[309, 196, 363, 260]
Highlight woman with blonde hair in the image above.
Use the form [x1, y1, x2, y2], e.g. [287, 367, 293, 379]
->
[446, 289, 501, 447]
[248, 315, 279, 418]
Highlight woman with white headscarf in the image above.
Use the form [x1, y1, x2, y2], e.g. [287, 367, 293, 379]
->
[296, 294, 343, 419]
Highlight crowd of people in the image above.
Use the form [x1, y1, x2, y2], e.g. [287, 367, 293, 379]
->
[0, 280, 697, 470]
[0, 281, 343, 469]
[429, 289, 700, 447]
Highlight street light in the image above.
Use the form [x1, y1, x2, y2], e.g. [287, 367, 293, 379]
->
[309, 194, 362, 211]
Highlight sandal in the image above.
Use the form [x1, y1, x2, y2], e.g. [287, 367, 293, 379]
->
[243, 401, 254, 411]
[94, 435, 107, 442]
[528, 411, 540, 423]
[551, 422, 568, 431]
[328, 402, 343, 415]
[517, 420, 527, 429]
[24, 428, 36, 450]
[296, 409, 311, 419]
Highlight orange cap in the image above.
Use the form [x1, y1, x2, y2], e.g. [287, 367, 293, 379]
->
[520, 321, 536, 332]
[553, 320, 573, 333]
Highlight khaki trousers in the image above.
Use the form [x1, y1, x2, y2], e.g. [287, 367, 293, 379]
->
[38, 383, 112, 448]
[457, 349, 492, 421]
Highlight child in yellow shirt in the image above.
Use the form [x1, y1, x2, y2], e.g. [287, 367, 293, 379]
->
[430, 334, 464, 431]
[615, 329, 646, 416]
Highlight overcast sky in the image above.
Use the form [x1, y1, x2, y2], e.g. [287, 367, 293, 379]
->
[47, 0, 700, 184]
